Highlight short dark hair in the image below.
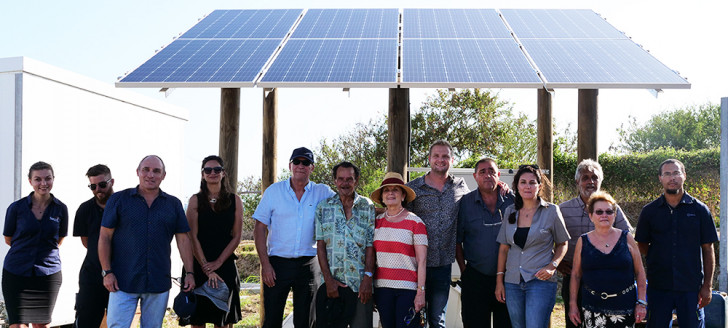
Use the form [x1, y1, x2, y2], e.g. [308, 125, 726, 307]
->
[473, 158, 498, 173]
[428, 140, 453, 157]
[332, 161, 360, 181]
[138, 155, 166, 173]
[658, 158, 685, 176]
[28, 161, 54, 179]
[86, 164, 111, 178]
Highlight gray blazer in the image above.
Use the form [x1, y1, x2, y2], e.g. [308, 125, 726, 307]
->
[496, 198, 570, 284]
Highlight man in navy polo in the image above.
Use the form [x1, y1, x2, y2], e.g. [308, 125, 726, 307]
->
[635, 158, 718, 328]
[73, 164, 114, 328]
[455, 158, 513, 328]
[98, 155, 196, 328]
[253, 147, 335, 328]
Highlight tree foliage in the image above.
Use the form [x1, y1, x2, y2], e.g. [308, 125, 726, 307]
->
[614, 103, 720, 153]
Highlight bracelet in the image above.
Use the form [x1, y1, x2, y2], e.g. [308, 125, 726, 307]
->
[417, 285, 426, 291]
[636, 299, 648, 307]
[186, 272, 194, 276]
[496, 272, 505, 275]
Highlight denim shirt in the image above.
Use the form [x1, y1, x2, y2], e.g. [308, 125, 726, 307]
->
[315, 193, 375, 292]
[253, 178, 335, 258]
[101, 187, 190, 293]
[457, 187, 515, 275]
[496, 199, 570, 283]
[3, 192, 68, 276]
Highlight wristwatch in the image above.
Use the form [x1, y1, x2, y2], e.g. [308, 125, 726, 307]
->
[102, 269, 113, 277]
[636, 299, 648, 307]
[364, 271, 373, 278]
[551, 261, 559, 268]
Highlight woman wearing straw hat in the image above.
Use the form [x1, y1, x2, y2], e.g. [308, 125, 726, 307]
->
[371, 172, 428, 328]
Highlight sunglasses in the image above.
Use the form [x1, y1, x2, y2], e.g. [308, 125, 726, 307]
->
[202, 166, 224, 174]
[594, 209, 615, 215]
[290, 159, 312, 166]
[88, 179, 112, 190]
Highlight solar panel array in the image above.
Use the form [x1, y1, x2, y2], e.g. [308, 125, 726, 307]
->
[117, 8, 689, 89]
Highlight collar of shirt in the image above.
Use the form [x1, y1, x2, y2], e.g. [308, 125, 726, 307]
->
[23, 192, 63, 208]
[656, 192, 695, 208]
[284, 178, 313, 193]
[474, 186, 514, 209]
[129, 185, 170, 200]
[409, 172, 455, 191]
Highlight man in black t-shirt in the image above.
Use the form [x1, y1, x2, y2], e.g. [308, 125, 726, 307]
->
[73, 164, 114, 328]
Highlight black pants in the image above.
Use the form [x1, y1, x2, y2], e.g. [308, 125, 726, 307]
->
[561, 274, 583, 328]
[74, 282, 109, 328]
[263, 256, 316, 328]
[460, 266, 511, 328]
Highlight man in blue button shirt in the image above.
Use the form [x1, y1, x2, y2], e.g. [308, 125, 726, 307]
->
[98, 155, 196, 328]
[253, 147, 335, 328]
[635, 159, 718, 328]
[456, 158, 513, 328]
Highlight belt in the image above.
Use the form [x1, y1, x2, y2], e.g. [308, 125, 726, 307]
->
[583, 283, 635, 300]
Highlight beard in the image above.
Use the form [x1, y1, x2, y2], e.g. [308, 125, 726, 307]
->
[665, 188, 679, 195]
[96, 192, 111, 204]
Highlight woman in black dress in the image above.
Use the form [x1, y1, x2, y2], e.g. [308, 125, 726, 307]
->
[184, 155, 243, 327]
[2, 161, 68, 328]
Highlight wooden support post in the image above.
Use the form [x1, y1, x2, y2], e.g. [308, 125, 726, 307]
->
[388, 88, 410, 178]
[577, 89, 599, 163]
[262, 88, 278, 191]
[720, 97, 727, 292]
[219, 88, 240, 191]
[537, 89, 554, 201]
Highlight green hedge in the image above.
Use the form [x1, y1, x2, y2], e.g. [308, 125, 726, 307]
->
[553, 148, 721, 226]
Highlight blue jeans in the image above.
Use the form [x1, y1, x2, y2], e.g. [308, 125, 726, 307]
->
[375, 287, 420, 328]
[504, 279, 557, 328]
[647, 287, 704, 328]
[426, 264, 451, 328]
[107, 290, 169, 328]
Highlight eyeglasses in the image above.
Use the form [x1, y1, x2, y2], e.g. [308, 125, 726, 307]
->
[290, 159, 312, 166]
[661, 171, 683, 177]
[404, 307, 427, 327]
[202, 166, 224, 174]
[88, 179, 112, 190]
[594, 209, 615, 215]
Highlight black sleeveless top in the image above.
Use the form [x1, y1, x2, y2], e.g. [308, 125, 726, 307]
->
[580, 230, 636, 315]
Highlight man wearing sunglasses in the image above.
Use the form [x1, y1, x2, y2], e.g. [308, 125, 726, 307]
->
[557, 159, 632, 328]
[73, 164, 114, 328]
[253, 147, 335, 328]
[635, 159, 718, 328]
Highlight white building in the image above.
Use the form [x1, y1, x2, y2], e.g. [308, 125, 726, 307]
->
[0, 56, 188, 326]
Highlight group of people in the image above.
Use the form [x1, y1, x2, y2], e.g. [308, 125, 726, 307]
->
[2, 155, 243, 328]
[1, 139, 718, 328]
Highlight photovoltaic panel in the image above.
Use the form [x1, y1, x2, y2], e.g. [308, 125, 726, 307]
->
[258, 9, 399, 87]
[401, 8, 542, 87]
[521, 39, 689, 88]
[500, 9, 627, 39]
[118, 9, 302, 87]
[260, 39, 397, 86]
[291, 9, 399, 39]
[403, 9, 512, 39]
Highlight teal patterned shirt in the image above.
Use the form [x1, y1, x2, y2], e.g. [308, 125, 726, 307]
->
[315, 192, 375, 292]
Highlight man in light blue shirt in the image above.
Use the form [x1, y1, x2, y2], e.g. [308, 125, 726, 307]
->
[253, 147, 335, 328]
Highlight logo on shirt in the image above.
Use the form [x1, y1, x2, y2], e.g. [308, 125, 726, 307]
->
[49, 216, 60, 223]
[686, 213, 696, 217]
[540, 228, 549, 234]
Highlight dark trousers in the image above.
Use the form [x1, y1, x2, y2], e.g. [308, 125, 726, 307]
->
[647, 288, 704, 328]
[561, 274, 582, 328]
[74, 282, 109, 328]
[263, 256, 316, 328]
[375, 287, 421, 328]
[460, 266, 511, 328]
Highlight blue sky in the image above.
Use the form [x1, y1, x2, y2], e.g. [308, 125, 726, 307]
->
[2, 0, 726, 194]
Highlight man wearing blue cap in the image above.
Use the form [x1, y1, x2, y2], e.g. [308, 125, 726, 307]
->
[253, 147, 335, 328]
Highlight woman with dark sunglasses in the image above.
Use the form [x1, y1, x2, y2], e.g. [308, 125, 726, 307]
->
[494, 164, 570, 328]
[180, 155, 243, 327]
[2, 161, 68, 328]
[568, 192, 646, 328]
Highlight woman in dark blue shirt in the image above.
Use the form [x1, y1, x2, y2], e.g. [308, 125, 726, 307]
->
[2, 161, 68, 328]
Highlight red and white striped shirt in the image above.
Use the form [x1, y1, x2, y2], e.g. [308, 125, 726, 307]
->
[373, 212, 428, 290]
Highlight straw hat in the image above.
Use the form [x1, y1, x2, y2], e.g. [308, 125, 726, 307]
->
[370, 172, 417, 206]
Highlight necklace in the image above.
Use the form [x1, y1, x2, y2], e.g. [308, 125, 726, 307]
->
[386, 207, 405, 218]
[209, 198, 217, 204]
